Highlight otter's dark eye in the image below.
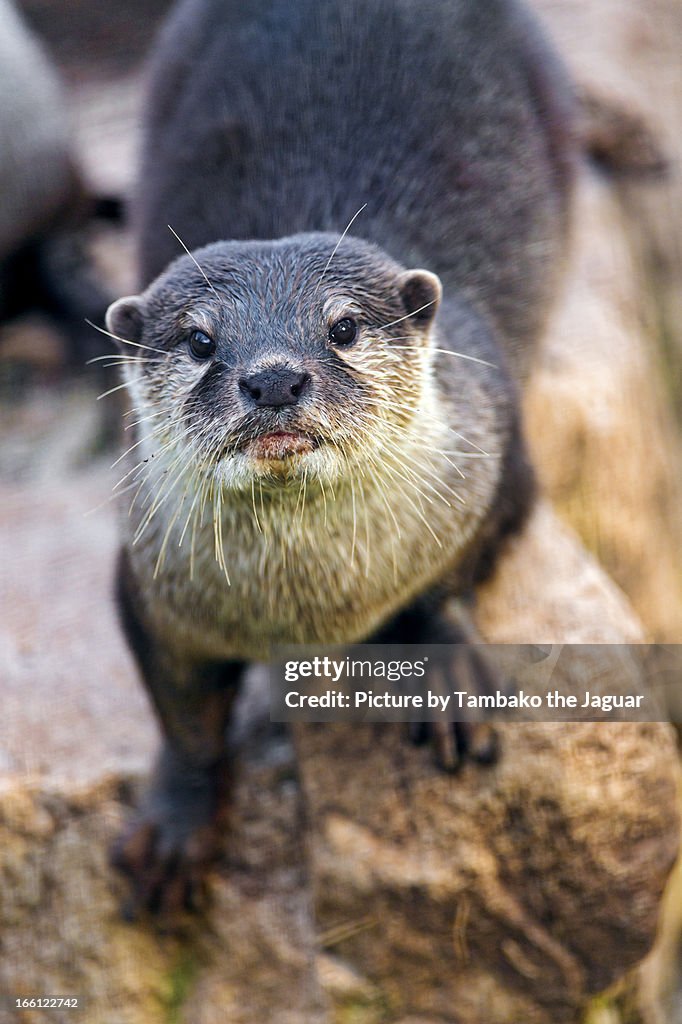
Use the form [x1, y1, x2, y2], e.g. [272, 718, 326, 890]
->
[188, 329, 216, 361]
[328, 317, 358, 347]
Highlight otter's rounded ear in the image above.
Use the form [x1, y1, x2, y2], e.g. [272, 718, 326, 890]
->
[105, 295, 145, 347]
[399, 270, 442, 326]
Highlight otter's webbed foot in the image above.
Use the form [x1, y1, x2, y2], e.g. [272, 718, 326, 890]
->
[111, 746, 231, 918]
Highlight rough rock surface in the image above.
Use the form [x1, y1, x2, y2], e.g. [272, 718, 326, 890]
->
[528, 0, 682, 643]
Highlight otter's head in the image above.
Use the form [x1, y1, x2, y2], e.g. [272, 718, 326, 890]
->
[106, 233, 441, 490]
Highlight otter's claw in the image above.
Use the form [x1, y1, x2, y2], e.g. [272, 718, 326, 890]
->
[408, 643, 503, 772]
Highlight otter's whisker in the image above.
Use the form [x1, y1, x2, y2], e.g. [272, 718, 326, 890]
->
[85, 319, 167, 355]
[155, 429, 215, 572]
[259, 478, 266, 524]
[437, 452, 466, 480]
[87, 353, 153, 366]
[390, 441, 465, 505]
[179, 483, 203, 549]
[447, 428, 491, 456]
[300, 467, 309, 524]
[319, 475, 329, 527]
[441, 451, 491, 459]
[364, 450, 400, 583]
[389, 344, 497, 369]
[348, 463, 359, 567]
[277, 489, 287, 570]
[366, 451, 402, 541]
[112, 434, 177, 494]
[154, 490, 188, 577]
[361, 419, 460, 508]
[376, 301, 437, 333]
[214, 481, 231, 583]
[124, 410, 166, 432]
[385, 454, 448, 505]
[84, 490, 126, 518]
[97, 379, 135, 401]
[365, 415, 467, 497]
[251, 476, 263, 533]
[111, 434, 152, 469]
[382, 461, 443, 549]
[357, 470, 372, 578]
[133, 440, 199, 544]
[190, 471, 210, 581]
[168, 224, 219, 298]
[316, 203, 368, 290]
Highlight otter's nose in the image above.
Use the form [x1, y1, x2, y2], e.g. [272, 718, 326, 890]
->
[238, 365, 311, 407]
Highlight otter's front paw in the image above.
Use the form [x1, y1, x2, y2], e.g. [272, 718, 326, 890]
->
[409, 644, 503, 772]
[111, 749, 230, 918]
[409, 720, 498, 772]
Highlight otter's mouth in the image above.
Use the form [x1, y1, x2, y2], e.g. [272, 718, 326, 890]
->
[246, 430, 319, 462]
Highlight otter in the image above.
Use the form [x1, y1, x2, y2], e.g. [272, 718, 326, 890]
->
[107, 0, 574, 912]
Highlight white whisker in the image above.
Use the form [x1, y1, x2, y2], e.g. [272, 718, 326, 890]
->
[316, 203, 367, 290]
[168, 224, 219, 298]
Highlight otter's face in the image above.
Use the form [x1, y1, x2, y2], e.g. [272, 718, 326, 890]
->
[106, 233, 441, 490]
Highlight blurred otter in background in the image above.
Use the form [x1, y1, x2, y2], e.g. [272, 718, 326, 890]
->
[0, 0, 115, 367]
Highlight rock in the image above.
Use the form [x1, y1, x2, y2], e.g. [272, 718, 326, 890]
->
[525, 5, 682, 1012]
[524, 168, 682, 644]
[526, 0, 682, 643]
